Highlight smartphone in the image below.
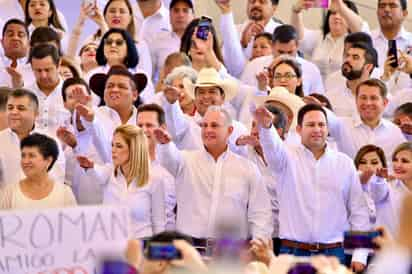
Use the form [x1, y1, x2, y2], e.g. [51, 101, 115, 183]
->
[388, 40, 399, 68]
[146, 242, 182, 260]
[313, 0, 329, 8]
[344, 231, 382, 249]
[196, 16, 212, 40]
[99, 259, 138, 274]
[287, 263, 317, 274]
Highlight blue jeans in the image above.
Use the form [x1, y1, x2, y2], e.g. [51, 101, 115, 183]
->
[279, 245, 346, 264]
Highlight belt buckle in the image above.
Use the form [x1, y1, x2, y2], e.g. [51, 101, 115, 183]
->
[310, 243, 320, 252]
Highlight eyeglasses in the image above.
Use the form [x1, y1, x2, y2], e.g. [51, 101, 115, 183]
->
[273, 73, 297, 81]
[104, 38, 125, 47]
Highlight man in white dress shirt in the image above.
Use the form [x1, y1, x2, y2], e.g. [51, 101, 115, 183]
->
[241, 25, 324, 95]
[28, 44, 67, 133]
[326, 42, 377, 117]
[75, 65, 148, 163]
[149, 0, 194, 83]
[326, 78, 406, 162]
[154, 105, 273, 243]
[136, 103, 177, 231]
[0, 88, 65, 189]
[133, 0, 171, 42]
[255, 103, 370, 272]
[0, 19, 35, 88]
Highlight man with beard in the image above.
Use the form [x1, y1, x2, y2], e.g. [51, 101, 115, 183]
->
[218, 0, 281, 77]
[325, 42, 377, 117]
[0, 19, 35, 88]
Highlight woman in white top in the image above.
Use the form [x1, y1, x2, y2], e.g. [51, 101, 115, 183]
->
[361, 142, 412, 235]
[291, 0, 368, 80]
[77, 124, 166, 239]
[0, 133, 77, 210]
[24, 0, 68, 52]
[67, 0, 152, 78]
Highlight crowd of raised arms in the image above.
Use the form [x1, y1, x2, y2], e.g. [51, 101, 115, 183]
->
[1, 0, 412, 273]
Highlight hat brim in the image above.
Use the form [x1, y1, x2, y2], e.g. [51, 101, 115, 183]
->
[254, 94, 305, 129]
[183, 78, 238, 102]
[89, 72, 148, 100]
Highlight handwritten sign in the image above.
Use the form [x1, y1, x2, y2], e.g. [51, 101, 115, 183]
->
[0, 205, 130, 274]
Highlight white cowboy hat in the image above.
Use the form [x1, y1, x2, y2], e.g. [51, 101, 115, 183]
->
[254, 86, 305, 129]
[183, 68, 238, 101]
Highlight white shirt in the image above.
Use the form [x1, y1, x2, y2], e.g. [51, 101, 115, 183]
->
[0, 57, 35, 88]
[84, 164, 166, 239]
[0, 128, 66, 188]
[157, 142, 273, 239]
[367, 176, 410, 236]
[327, 110, 407, 162]
[85, 65, 155, 103]
[149, 29, 181, 83]
[259, 126, 370, 263]
[161, 99, 248, 155]
[28, 79, 70, 133]
[241, 55, 325, 96]
[299, 22, 370, 81]
[245, 147, 279, 237]
[133, 2, 171, 43]
[0, 180, 76, 210]
[326, 86, 357, 118]
[152, 161, 176, 231]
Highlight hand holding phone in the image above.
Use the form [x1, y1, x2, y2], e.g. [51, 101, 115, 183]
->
[196, 16, 212, 41]
[344, 231, 382, 249]
[99, 259, 138, 274]
[388, 40, 399, 68]
[146, 242, 182, 260]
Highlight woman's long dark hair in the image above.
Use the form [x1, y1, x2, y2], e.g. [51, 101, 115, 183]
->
[180, 18, 224, 65]
[322, 0, 358, 38]
[96, 28, 139, 68]
[25, 0, 65, 31]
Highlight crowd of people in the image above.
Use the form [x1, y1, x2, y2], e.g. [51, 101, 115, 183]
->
[0, 0, 412, 273]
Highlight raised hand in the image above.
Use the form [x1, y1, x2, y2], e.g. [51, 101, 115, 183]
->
[359, 169, 374, 184]
[381, 54, 397, 81]
[76, 155, 94, 169]
[215, 0, 231, 14]
[163, 85, 181, 104]
[170, 240, 208, 273]
[253, 106, 274, 129]
[241, 22, 264, 48]
[56, 127, 77, 148]
[6, 66, 23, 88]
[75, 104, 94, 122]
[249, 238, 274, 266]
[236, 135, 260, 147]
[153, 128, 172, 144]
[303, 95, 323, 106]
[72, 86, 92, 105]
[398, 50, 412, 74]
[256, 70, 270, 91]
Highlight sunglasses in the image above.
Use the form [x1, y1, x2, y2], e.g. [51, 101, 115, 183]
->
[104, 38, 125, 47]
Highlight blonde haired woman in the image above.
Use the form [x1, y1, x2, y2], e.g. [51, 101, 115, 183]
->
[77, 124, 166, 238]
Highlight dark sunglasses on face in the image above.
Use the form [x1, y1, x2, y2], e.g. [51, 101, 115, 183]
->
[105, 38, 125, 47]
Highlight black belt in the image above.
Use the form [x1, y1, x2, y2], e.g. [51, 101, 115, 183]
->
[191, 237, 216, 248]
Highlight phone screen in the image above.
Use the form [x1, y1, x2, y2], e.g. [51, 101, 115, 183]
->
[344, 231, 381, 249]
[388, 40, 399, 68]
[196, 17, 212, 40]
[147, 243, 182, 260]
[313, 0, 329, 8]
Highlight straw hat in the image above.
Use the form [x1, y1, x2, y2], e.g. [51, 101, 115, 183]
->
[254, 87, 305, 129]
[183, 68, 238, 101]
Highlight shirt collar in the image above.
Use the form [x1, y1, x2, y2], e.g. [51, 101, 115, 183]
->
[33, 77, 63, 97]
[297, 142, 331, 160]
[3, 56, 28, 67]
[353, 115, 386, 129]
[202, 145, 230, 162]
[376, 26, 411, 41]
[105, 105, 137, 124]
